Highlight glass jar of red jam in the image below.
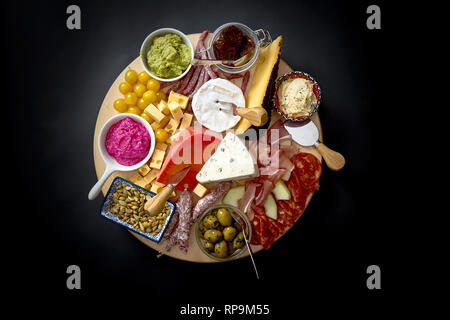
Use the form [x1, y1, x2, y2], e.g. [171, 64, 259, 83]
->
[207, 22, 272, 74]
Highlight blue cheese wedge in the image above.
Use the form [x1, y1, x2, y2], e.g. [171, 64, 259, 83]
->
[196, 132, 258, 183]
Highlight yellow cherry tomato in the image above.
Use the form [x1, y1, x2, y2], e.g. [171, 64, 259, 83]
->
[140, 112, 152, 123]
[137, 98, 150, 110]
[155, 128, 169, 142]
[138, 71, 151, 84]
[124, 92, 138, 106]
[125, 69, 138, 85]
[127, 106, 141, 115]
[142, 90, 157, 104]
[113, 98, 128, 113]
[119, 82, 132, 95]
[133, 83, 147, 98]
[156, 90, 166, 102]
[146, 78, 160, 92]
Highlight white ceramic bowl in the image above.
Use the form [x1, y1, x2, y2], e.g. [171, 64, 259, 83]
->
[140, 28, 194, 82]
[88, 113, 155, 200]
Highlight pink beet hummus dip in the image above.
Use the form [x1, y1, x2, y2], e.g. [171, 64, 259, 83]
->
[105, 117, 151, 166]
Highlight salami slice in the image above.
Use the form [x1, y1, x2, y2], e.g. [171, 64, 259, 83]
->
[182, 66, 202, 95]
[291, 153, 322, 192]
[192, 181, 232, 222]
[175, 189, 192, 254]
[175, 66, 195, 93]
[189, 67, 208, 98]
[163, 209, 179, 241]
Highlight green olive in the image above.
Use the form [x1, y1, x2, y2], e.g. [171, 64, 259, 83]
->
[232, 231, 245, 249]
[227, 241, 236, 255]
[203, 229, 223, 243]
[214, 240, 228, 258]
[202, 214, 219, 229]
[217, 208, 232, 226]
[203, 241, 215, 252]
[199, 222, 207, 235]
[223, 226, 237, 241]
[233, 221, 242, 231]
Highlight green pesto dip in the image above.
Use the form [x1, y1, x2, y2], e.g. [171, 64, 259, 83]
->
[147, 33, 191, 79]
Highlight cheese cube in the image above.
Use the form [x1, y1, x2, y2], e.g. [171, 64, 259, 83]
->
[138, 164, 150, 176]
[150, 181, 165, 194]
[167, 131, 182, 145]
[168, 91, 189, 110]
[171, 107, 184, 122]
[164, 118, 180, 134]
[150, 116, 169, 130]
[155, 142, 168, 151]
[129, 172, 147, 188]
[149, 149, 165, 169]
[144, 104, 166, 123]
[157, 100, 170, 115]
[193, 183, 208, 198]
[179, 113, 193, 130]
[143, 169, 159, 185]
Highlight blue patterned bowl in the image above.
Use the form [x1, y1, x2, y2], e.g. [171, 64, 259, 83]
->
[98, 176, 176, 243]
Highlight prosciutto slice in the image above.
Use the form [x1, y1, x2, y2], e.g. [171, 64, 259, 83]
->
[239, 182, 258, 214]
[254, 179, 274, 206]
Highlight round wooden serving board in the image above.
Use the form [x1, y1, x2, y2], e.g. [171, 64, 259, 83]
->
[93, 33, 323, 262]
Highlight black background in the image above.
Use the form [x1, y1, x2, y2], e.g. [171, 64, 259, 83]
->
[4, 0, 419, 316]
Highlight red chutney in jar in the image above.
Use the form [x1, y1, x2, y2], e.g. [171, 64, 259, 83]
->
[105, 117, 151, 166]
[213, 25, 255, 60]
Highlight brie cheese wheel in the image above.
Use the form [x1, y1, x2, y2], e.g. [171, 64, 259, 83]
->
[192, 78, 245, 132]
[196, 132, 258, 183]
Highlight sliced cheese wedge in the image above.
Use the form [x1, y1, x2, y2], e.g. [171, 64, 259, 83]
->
[235, 36, 282, 135]
[196, 132, 258, 183]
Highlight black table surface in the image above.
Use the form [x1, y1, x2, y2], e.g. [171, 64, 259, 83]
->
[4, 0, 420, 315]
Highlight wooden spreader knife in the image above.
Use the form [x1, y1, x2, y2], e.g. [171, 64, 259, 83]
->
[144, 166, 191, 216]
[219, 101, 268, 127]
[284, 120, 345, 171]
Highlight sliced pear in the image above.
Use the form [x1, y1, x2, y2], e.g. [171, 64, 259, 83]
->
[222, 185, 246, 207]
[272, 180, 291, 201]
[264, 193, 277, 220]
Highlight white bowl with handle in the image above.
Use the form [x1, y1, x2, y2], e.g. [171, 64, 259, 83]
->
[88, 113, 155, 200]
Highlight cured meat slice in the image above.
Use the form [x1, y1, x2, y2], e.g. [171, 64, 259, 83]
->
[212, 65, 228, 79]
[175, 190, 192, 254]
[163, 209, 179, 241]
[291, 152, 322, 192]
[176, 66, 195, 93]
[182, 66, 202, 95]
[239, 182, 258, 214]
[192, 181, 232, 222]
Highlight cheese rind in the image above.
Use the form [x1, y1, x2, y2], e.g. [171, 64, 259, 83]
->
[196, 132, 258, 183]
